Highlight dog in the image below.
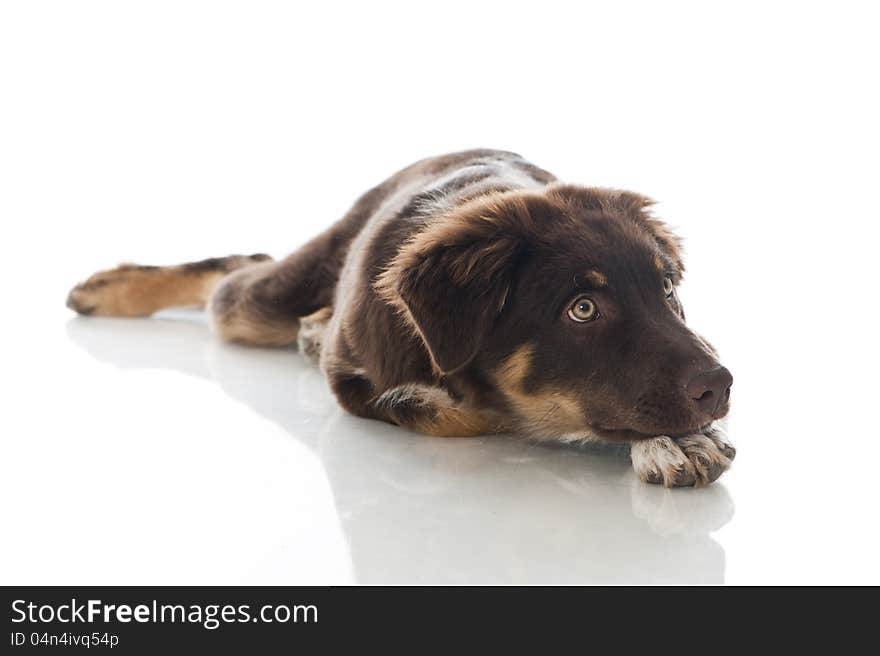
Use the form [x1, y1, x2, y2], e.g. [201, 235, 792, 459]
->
[67, 149, 735, 487]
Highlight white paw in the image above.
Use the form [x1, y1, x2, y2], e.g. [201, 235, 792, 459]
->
[297, 307, 332, 364]
[631, 429, 735, 487]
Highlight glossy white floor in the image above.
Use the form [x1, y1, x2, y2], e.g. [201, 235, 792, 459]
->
[2, 300, 878, 585]
[2, 2, 878, 585]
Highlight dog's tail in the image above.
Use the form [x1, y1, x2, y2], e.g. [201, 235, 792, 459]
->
[66, 254, 272, 317]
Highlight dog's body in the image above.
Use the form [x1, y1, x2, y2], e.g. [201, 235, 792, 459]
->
[68, 149, 735, 486]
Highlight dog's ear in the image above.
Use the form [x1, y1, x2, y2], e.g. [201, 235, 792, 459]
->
[393, 238, 518, 374]
[376, 196, 541, 374]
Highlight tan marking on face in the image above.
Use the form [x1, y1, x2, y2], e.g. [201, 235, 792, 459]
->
[524, 391, 585, 435]
[496, 343, 535, 389]
[653, 255, 666, 273]
[585, 270, 607, 287]
[495, 344, 586, 437]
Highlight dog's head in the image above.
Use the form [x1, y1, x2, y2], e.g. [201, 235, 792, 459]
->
[377, 184, 732, 441]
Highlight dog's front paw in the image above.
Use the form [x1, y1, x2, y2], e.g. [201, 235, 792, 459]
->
[702, 424, 736, 461]
[630, 436, 697, 487]
[631, 429, 734, 487]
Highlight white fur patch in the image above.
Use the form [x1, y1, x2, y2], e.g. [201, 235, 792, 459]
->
[373, 383, 451, 409]
[631, 436, 696, 487]
[631, 429, 734, 487]
[556, 430, 601, 445]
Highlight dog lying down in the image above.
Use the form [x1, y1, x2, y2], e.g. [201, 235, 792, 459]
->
[67, 149, 735, 487]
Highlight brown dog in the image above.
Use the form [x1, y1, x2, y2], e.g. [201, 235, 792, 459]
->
[67, 149, 735, 486]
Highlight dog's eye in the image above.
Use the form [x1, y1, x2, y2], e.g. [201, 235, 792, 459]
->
[568, 297, 599, 323]
[663, 275, 674, 297]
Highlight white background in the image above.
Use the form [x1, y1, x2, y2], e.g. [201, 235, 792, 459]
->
[1, 1, 878, 584]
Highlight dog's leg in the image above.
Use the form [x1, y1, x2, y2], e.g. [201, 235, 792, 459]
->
[297, 307, 333, 364]
[207, 262, 304, 347]
[323, 366, 497, 437]
[66, 254, 272, 317]
[68, 219, 354, 350]
[67, 254, 307, 347]
[371, 384, 501, 437]
[630, 427, 735, 487]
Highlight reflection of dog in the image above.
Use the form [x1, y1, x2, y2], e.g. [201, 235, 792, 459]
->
[67, 149, 735, 486]
[66, 316, 735, 583]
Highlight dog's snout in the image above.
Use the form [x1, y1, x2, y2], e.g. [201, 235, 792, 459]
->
[686, 366, 733, 416]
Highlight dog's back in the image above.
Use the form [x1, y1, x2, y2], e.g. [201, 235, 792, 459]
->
[321, 150, 558, 395]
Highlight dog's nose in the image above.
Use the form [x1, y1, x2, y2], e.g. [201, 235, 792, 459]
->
[686, 366, 733, 415]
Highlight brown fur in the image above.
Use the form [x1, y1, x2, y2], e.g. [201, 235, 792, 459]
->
[67, 149, 734, 486]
